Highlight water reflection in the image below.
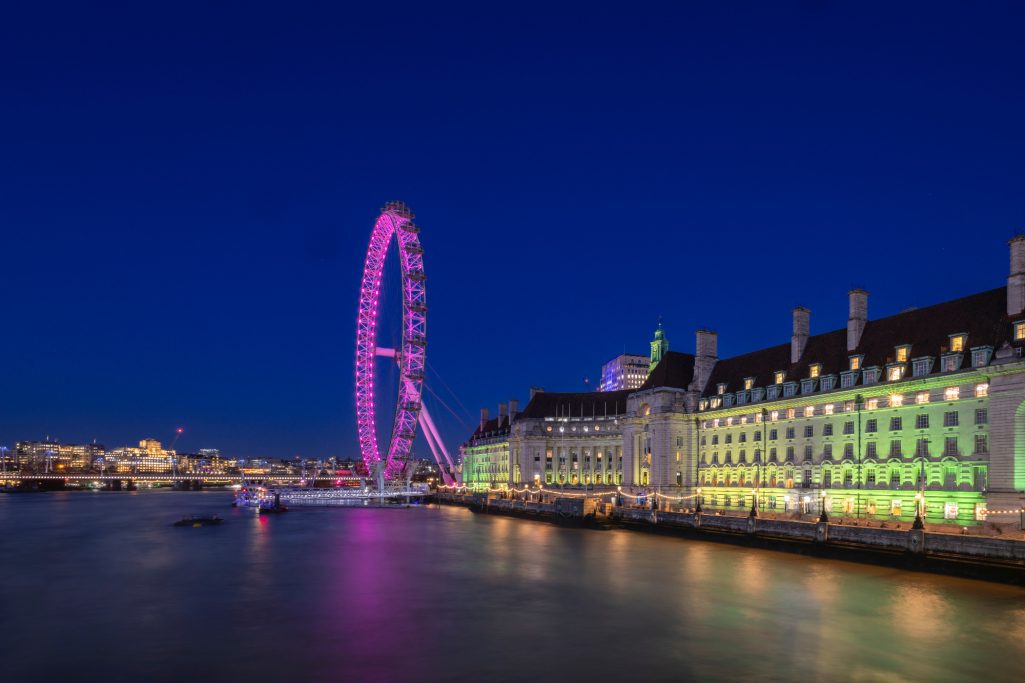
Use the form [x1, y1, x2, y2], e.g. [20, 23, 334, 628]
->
[1, 492, 1024, 683]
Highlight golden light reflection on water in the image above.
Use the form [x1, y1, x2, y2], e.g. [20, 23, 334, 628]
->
[891, 584, 955, 643]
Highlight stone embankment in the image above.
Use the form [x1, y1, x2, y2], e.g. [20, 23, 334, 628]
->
[435, 492, 1025, 584]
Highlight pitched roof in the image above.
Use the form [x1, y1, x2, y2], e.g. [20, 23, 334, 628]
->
[518, 390, 631, 420]
[701, 286, 1013, 398]
[639, 351, 696, 391]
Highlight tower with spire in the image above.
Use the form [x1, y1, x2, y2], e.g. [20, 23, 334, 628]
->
[649, 317, 669, 374]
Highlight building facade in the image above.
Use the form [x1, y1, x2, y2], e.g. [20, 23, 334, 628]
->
[600, 354, 649, 391]
[103, 438, 177, 474]
[461, 237, 1025, 526]
[15, 440, 105, 473]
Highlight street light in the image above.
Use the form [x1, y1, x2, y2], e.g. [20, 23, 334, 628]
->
[819, 488, 829, 523]
[913, 492, 925, 529]
[750, 487, 758, 518]
[696, 486, 703, 513]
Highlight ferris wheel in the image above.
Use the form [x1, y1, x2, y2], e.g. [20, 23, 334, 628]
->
[354, 202, 455, 483]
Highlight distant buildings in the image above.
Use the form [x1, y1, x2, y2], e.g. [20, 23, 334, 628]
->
[600, 354, 649, 392]
[15, 441, 104, 473]
[103, 438, 177, 474]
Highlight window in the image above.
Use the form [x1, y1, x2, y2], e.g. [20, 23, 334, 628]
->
[774, 371, 785, 384]
[744, 377, 754, 390]
[786, 446, 795, 461]
[944, 502, 959, 520]
[771, 410, 779, 421]
[823, 423, 834, 436]
[769, 429, 778, 441]
[890, 417, 902, 431]
[754, 412, 763, 423]
[866, 442, 877, 458]
[975, 382, 989, 397]
[916, 391, 930, 405]
[843, 421, 854, 435]
[915, 438, 930, 457]
[971, 349, 990, 368]
[912, 359, 931, 377]
[863, 368, 880, 384]
[810, 364, 821, 378]
[889, 440, 902, 458]
[944, 386, 960, 401]
[824, 403, 835, 415]
[821, 376, 835, 392]
[741, 416, 748, 425]
[844, 443, 854, 458]
[943, 411, 959, 427]
[850, 356, 862, 370]
[753, 431, 762, 441]
[889, 393, 903, 407]
[726, 417, 734, 426]
[950, 334, 965, 352]
[739, 449, 746, 463]
[896, 345, 910, 363]
[769, 447, 777, 461]
[739, 432, 747, 443]
[785, 427, 795, 439]
[1015, 321, 1025, 341]
[915, 414, 929, 429]
[866, 398, 879, 410]
[887, 365, 904, 381]
[804, 406, 814, 418]
[783, 383, 796, 398]
[725, 434, 732, 444]
[866, 419, 877, 433]
[841, 373, 856, 389]
[767, 386, 779, 401]
[712, 435, 719, 445]
[804, 425, 814, 437]
[941, 355, 960, 372]
[786, 407, 796, 419]
[944, 436, 958, 456]
[823, 443, 833, 458]
[975, 434, 988, 454]
[801, 379, 815, 394]
[975, 408, 988, 425]
[717, 383, 726, 395]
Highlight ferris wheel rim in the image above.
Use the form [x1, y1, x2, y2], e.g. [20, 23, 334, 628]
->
[354, 201, 426, 478]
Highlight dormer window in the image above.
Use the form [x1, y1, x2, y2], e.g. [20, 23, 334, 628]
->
[809, 364, 821, 379]
[895, 345, 910, 363]
[783, 382, 797, 398]
[709, 397, 722, 409]
[849, 356, 862, 371]
[752, 387, 765, 402]
[912, 357, 933, 377]
[886, 364, 905, 382]
[820, 375, 835, 392]
[941, 353, 962, 372]
[950, 334, 966, 353]
[723, 393, 734, 407]
[717, 383, 726, 395]
[699, 399, 708, 411]
[801, 378, 816, 394]
[840, 371, 858, 389]
[766, 385, 779, 401]
[1016, 321, 1025, 341]
[743, 377, 754, 390]
[863, 367, 880, 385]
[774, 371, 785, 384]
[971, 347, 992, 368]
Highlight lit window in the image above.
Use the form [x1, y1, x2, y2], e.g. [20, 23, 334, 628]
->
[754, 412, 763, 423]
[887, 365, 903, 382]
[916, 391, 929, 405]
[726, 417, 733, 426]
[712, 418, 720, 428]
[944, 386, 960, 401]
[774, 371, 784, 384]
[950, 335, 965, 352]
[850, 356, 861, 370]
[810, 364, 821, 378]
[1016, 321, 1025, 341]
[895, 345, 909, 363]
[804, 406, 814, 417]
[975, 382, 989, 397]
[786, 408, 795, 419]
[770, 410, 779, 421]
[824, 403, 835, 415]
[844, 400, 855, 412]
[866, 398, 879, 410]
[717, 383, 726, 395]
[889, 394, 903, 407]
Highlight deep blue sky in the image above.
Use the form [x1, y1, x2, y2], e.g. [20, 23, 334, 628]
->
[1, 1, 1023, 459]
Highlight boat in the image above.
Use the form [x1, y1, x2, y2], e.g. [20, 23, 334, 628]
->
[173, 515, 223, 527]
[258, 493, 288, 514]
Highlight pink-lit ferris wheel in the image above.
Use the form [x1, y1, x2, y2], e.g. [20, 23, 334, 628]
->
[354, 202, 454, 483]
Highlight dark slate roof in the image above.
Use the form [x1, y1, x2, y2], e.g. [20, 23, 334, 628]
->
[518, 390, 631, 420]
[639, 351, 696, 391]
[702, 286, 1013, 398]
[468, 413, 520, 441]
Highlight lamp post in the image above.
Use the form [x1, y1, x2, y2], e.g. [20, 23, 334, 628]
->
[749, 487, 758, 518]
[913, 491, 925, 529]
[819, 488, 829, 523]
[696, 486, 702, 513]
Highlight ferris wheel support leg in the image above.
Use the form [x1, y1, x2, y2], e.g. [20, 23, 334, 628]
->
[418, 410, 455, 485]
[419, 403, 456, 471]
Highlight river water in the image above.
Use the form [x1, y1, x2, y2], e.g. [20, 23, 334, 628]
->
[1, 491, 1023, 682]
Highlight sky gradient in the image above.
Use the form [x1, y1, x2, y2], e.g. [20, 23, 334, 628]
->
[2, 1, 1024, 458]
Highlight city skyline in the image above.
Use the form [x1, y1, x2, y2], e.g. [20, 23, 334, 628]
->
[2, 2, 1024, 457]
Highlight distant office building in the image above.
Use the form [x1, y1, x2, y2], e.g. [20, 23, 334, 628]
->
[15, 440, 104, 473]
[600, 354, 649, 391]
[103, 438, 176, 474]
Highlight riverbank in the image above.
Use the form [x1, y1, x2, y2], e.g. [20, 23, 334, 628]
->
[436, 491, 1025, 585]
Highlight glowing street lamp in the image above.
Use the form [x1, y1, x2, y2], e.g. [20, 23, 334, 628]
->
[819, 488, 829, 523]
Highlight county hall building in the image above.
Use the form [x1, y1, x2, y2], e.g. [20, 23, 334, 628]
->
[460, 236, 1025, 527]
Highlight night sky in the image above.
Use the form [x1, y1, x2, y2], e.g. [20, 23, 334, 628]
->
[2, 2, 1023, 459]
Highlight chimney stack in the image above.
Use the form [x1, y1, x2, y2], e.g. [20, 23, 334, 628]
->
[509, 399, 519, 419]
[791, 307, 810, 363]
[847, 289, 868, 351]
[498, 402, 508, 428]
[480, 407, 489, 432]
[1008, 236, 1025, 317]
[693, 329, 719, 392]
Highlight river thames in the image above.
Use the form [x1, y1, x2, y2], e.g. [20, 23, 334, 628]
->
[1, 491, 1024, 682]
